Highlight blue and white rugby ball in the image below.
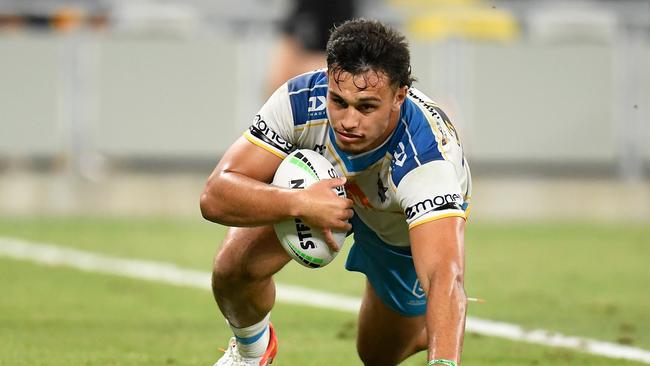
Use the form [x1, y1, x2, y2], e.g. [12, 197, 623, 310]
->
[272, 149, 347, 268]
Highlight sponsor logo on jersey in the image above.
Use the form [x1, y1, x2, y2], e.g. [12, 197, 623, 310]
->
[405, 193, 462, 220]
[249, 115, 295, 154]
[308, 96, 327, 113]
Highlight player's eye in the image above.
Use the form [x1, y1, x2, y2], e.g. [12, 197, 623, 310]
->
[332, 97, 348, 108]
[358, 104, 377, 113]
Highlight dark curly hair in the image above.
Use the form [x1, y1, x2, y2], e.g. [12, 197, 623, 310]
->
[326, 19, 415, 90]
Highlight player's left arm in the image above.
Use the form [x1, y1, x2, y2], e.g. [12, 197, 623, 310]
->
[409, 216, 466, 365]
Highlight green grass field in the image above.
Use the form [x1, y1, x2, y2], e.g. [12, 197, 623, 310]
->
[0, 216, 648, 365]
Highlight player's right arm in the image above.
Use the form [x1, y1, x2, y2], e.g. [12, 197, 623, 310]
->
[199, 137, 353, 236]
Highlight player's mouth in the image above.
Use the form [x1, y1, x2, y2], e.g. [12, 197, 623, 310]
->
[335, 130, 363, 143]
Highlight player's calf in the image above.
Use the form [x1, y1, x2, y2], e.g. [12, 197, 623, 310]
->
[212, 226, 290, 325]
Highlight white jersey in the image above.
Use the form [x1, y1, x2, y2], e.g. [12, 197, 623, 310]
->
[245, 70, 472, 248]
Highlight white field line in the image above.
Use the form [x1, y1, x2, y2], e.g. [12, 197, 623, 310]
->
[1, 237, 649, 364]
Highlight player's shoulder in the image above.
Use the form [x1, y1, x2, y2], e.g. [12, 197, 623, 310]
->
[286, 68, 328, 94]
[286, 69, 329, 126]
[402, 88, 455, 139]
[389, 88, 460, 187]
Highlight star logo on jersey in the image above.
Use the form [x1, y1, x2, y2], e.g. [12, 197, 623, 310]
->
[377, 174, 388, 203]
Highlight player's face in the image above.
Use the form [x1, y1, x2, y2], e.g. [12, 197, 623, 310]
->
[327, 70, 407, 154]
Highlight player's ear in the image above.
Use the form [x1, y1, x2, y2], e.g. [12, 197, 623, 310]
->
[392, 86, 408, 112]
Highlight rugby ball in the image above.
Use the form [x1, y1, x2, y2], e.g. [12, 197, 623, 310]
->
[272, 149, 347, 268]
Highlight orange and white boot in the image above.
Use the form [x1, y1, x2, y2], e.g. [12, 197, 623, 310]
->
[214, 323, 278, 366]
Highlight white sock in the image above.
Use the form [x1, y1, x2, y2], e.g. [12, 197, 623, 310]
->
[229, 313, 270, 358]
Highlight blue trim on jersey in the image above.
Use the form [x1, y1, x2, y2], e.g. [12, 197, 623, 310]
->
[287, 71, 329, 126]
[235, 327, 268, 345]
[327, 127, 393, 173]
[286, 70, 327, 94]
[390, 98, 445, 187]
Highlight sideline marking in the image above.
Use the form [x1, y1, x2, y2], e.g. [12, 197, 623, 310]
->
[1, 237, 649, 364]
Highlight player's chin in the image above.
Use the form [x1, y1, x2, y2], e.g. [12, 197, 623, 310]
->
[334, 139, 368, 154]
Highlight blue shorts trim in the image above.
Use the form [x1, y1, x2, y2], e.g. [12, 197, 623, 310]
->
[345, 215, 426, 317]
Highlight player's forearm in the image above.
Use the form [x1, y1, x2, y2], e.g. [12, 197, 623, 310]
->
[200, 170, 300, 226]
[424, 268, 467, 365]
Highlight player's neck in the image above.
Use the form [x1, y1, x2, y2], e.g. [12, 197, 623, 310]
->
[377, 107, 400, 146]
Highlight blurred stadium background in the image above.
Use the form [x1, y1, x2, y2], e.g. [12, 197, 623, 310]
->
[1, 0, 649, 365]
[0, 0, 648, 220]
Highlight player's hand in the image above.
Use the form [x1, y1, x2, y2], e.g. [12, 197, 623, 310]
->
[321, 228, 340, 252]
[293, 177, 353, 251]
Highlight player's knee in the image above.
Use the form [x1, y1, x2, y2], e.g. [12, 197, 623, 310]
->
[212, 244, 254, 289]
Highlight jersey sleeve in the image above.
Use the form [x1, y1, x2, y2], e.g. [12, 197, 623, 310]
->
[243, 83, 296, 159]
[396, 160, 467, 229]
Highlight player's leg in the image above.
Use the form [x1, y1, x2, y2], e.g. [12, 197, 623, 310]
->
[212, 225, 290, 326]
[211, 225, 290, 363]
[356, 280, 427, 366]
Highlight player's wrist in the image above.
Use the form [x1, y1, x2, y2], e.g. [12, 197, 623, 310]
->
[427, 359, 457, 366]
[284, 188, 306, 219]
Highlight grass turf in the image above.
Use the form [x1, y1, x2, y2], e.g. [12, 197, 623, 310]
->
[0, 216, 648, 365]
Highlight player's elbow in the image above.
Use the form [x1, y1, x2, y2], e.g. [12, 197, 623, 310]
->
[200, 193, 215, 221]
[200, 183, 226, 223]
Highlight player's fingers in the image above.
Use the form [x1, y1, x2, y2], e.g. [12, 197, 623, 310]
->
[323, 177, 346, 188]
[322, 229, 340, 252]
[332, 212, 352, 229]
[335, 198, 353, 209]
[334, 220, 352, 232]
[344, 208, 354, 219]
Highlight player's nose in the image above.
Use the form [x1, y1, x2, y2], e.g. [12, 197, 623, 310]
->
[340, 109, 360, 131]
